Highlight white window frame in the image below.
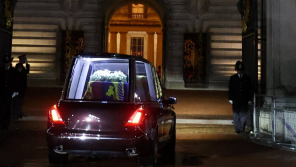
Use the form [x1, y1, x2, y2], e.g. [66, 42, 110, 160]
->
[127, 31, 147, 59]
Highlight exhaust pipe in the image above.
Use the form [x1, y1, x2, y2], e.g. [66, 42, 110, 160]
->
[125, 148, 138, 156]
[54, 145, 67, 154]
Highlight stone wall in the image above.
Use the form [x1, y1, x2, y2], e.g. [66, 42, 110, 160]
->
[13, 0, 241, 89]
[152, 0, 242, 90]
[266, 0, 296, 102]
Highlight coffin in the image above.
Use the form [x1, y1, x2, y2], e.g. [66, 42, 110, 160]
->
[83, 81, 129, 101]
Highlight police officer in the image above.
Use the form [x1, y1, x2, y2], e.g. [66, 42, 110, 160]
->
[12, 54, 30, 119]
[228, 61, 252, 134]
[0, 55, 17, 131]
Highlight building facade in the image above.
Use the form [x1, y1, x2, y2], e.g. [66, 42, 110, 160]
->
[1, 0, 296, 105]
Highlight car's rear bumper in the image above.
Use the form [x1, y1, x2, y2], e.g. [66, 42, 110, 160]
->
[47, 129, 151, 157]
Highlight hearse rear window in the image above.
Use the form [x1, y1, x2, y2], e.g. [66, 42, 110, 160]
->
[66, 57, 129, 101]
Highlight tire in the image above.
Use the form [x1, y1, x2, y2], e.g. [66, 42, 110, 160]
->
[48, 148, 68, 165]
[160, 117, 176, 164]
[163, 116, 176, 153]
[138, 129, 158, 167]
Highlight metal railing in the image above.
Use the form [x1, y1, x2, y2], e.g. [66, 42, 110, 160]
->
[251, 94, 296, 151]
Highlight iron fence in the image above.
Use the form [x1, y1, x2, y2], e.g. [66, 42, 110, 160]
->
[250, 94, 296, 151]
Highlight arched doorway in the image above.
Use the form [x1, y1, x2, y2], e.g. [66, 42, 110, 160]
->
[105, 3, 163, 73]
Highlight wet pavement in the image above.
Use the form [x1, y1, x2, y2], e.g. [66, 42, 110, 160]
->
[1, 88, 295, 166]
[1, 124, 296, 167]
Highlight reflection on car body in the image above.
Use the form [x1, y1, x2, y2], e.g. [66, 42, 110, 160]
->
[46, 53, 177, 166]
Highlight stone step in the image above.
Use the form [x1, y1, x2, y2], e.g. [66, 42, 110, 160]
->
[176, 124, 235, 134]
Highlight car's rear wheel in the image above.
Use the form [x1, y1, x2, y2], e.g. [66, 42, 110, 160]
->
[160, 116, 176, 164]
[138, 129, 158, 167]
[48, 148, 68, 165]
[162, 116, 176, 154]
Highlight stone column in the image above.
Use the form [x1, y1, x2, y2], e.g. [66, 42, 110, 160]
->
[266, 0, 296, 106]
[147, 32, 154, 64]
[109, 32, 117, 53]
[157, 33, 163, 70]
[120, 32, 127, 54]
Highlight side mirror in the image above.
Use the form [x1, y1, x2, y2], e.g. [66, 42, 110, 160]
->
[166, 97, 177, 104]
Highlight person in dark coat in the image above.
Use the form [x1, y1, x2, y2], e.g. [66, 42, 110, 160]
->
[228, 61, 253, 134]
[12, 54, 30, 119]
[0, 55, 17, 131]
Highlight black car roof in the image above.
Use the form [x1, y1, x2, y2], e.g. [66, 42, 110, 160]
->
[73, 53, 152, 65]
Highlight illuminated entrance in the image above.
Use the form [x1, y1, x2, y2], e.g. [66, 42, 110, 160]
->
[107, 3, 163, 69]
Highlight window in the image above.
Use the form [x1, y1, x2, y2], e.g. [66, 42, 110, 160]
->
[130, 37, 144, 57]
[135, 61, 156, 102]
[66, 57, 130, 102]
[151, 65, 163, 99]
[132, 4, 144, 18]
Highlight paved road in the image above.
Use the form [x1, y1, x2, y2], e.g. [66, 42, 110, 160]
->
[1, 122, 296, 167]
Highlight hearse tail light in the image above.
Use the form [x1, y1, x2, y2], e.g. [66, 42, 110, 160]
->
[49, 105, 65, 125]
[125, 108, 144, 126]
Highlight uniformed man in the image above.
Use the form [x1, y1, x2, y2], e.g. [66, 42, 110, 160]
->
[228, 61, 252, 134]
[0, 55, 17, 131]
[12, 54, 30, 119]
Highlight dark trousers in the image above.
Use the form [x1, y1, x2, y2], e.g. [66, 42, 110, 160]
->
[0, 95, 12, 129]
[233, 105, 248, 133]
[12, 91, 25, 118]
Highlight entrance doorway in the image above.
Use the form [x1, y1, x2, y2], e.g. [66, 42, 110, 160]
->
[107, 3, 163, 70]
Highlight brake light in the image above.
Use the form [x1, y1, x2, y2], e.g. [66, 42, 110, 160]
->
[125, 108, 144, 126]
[50, 105, 65, 125]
